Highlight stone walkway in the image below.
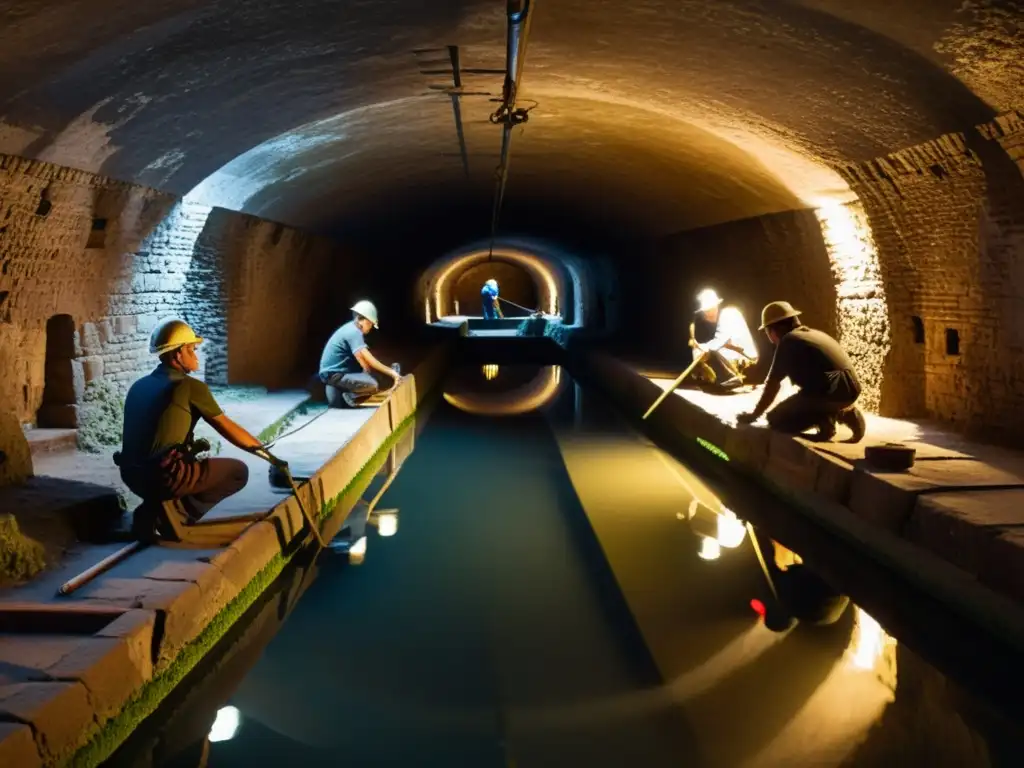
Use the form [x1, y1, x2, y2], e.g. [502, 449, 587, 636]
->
[640, 371, 1024, 606]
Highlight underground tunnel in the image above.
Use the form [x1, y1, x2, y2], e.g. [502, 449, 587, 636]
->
[1, 1, 1024, 766]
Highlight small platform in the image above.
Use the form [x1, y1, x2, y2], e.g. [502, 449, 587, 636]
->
[641, 370, 1024, 606]
[23, 428, 78, 457]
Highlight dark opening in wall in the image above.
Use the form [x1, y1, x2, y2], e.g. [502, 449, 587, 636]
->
[911, 316, 925, 344]
[87, 218, 107, 249]
[37, 314, 80, 428]
[35, 188, 52, 217]
[945, 328, 960, 356]
[271, 223, 285, 246]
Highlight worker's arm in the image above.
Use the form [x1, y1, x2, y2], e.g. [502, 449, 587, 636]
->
[737, 344, 785, 424]
[206, 413, 264, 451]
[688, 322, 698, 349]
[355, 347, 401, 388]
[747, 379, 781, 420]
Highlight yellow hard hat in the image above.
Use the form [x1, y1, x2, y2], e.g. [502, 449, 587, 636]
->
[759, 301, 802, 331]
[351, 299, 379, 329]
[150, 318, 203, 356]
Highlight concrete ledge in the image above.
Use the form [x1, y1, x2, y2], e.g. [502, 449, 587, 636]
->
[568, 348, 1024, 610]
[0, 341, 454, 767]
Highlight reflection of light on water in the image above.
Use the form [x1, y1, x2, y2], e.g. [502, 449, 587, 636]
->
[444, 366, 562, 416]
[717, 508, 747, 549]
[376, 512, 398, 537]
[849, 606, 895, 672]
[698, 537, 721, 560]
[482, 364, 499, 380]
[348, 536, 368, 565]
[209, 706, 241, 742]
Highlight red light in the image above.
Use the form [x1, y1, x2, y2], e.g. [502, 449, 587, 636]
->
[750, 598, 767, 617]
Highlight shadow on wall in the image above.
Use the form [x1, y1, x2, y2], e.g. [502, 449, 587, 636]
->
[452, 261, 539, 317]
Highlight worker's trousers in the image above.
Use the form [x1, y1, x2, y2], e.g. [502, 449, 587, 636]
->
[765, 372, 860, 435]
[323, 371, 380, 408]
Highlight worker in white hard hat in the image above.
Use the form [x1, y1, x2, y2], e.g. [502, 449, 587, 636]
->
[737, 301, 866, 443]
[318, 300, 401, 408]
[688, 288, 758, 389]
[481, 278, 503, 320]
[116, 318, 266, 540]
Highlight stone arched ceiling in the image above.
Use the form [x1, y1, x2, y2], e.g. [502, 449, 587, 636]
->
[0, 0, 1019, 242]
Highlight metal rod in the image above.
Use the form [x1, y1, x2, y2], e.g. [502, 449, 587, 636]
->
[642, 352, 708, 420]
[57, 541, 147, 597]
[254, 448, 328, 548]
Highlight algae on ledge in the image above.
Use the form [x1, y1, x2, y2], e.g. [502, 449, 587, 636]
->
[77, 379, 126, 454]
[0, 512, 46, 583]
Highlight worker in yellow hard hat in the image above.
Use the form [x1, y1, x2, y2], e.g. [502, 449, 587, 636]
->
[318, 300, 402, 408]
[688, 288, 758, 389]
[737, 301, 866, 442]
[116, 318, 266, 537]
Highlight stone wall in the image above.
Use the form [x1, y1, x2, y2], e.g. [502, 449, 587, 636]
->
[451, 261, 539, 318]
[627, 209, 839, 382]
[839, 111, 1024, 440]
[186, 210, 342, 389]
[0, 153, 344, 440]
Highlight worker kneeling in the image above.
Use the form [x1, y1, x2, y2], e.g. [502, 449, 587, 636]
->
[689, 289, 758, 388]
[116, 319, 267, 544]
[319, 300, 401, 408]
[737, 301, 866, 443]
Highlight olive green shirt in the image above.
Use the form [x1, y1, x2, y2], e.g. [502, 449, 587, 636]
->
[120, 365, 223, 463]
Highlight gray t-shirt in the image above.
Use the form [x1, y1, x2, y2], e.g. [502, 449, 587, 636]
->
[319, 321, 367, 378]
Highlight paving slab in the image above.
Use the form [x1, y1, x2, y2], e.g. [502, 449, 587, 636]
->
[24, 428, 78, 456]
[39, 635, 147, 719]
[0, 721, 41, 768]
[0, 635, 87, 684]
[0, 681, 93, 762]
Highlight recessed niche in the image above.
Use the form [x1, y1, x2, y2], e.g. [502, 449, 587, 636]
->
[945, 328, 960, 356]
[911, 316, 924, 344]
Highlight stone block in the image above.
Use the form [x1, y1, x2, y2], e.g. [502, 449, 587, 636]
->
[849, 460, 1024, 534]
[98, 319, 114, 345]
[0, 408, 34, 485]
[80, 356, 104, 383]
[387, 375, 417, 428]
[722, 424, 771, 470]
[95, 609, 156, 682]
[0, 722, 41, 768]
[813, 449, 854, 504]
[114, 315, 137, 336]
[0, 681, 92, 762]
[318, 412, 392, 502]
[269, 496, 306, 546]
[206, 521, 281, 592]
[905, 490, 1024, 602]
[41, 637, 145, 720]
[764, 433, 820, 493]
[78, 322, 102, 356]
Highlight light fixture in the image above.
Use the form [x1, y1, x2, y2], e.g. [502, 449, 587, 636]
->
[208, 706, 241, 743]
[698, 537, 721, 561]
[716, 508, 747, 549]
[482, 364, 499, 380]
[370, 510, 398, 537]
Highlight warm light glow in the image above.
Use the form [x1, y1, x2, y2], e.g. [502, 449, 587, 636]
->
[429, 247, 560, 318]
[698, 537, 721, 561]
[376, 512, 398, 537]
[454, 299, 460, 315]
[443, 366, 563, 416]
[482, 364, 499, 381]
[848, 606, 895, 672]
[716, 508, 747, 549]
[348, 535, 368, 565]
[424, 297, 432, 324]
[209, 706, 241, 742]
[814, 201, 889, 413]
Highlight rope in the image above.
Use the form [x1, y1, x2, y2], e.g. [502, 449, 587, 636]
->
[496, 296, 540, 314]
[261, 405, 330, 448]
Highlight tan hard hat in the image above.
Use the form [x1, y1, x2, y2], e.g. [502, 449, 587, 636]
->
[759, 301, 802, 330]
[149, 318, 203, 356]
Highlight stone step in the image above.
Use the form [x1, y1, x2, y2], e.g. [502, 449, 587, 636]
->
[24, 429, 78, 457]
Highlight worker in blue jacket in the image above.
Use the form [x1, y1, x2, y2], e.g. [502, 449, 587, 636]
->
[481, 279, 503, 320]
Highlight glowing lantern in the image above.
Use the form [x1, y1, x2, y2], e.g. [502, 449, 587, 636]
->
[698, 537, 721, 561]
[209, 706, 241, 742]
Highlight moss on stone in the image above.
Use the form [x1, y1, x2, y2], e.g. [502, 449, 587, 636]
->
[257, 397, 316, 444]
[66, 408, 420, 768]
[76, 380, 125, 454]
[0, 512, 46, 583]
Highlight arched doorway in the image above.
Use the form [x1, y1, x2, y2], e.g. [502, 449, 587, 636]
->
[452, 261, 539, 319]
[37, 314, 80, 428]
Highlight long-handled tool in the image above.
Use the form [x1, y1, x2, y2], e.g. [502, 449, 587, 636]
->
[251, 446, 327, 548]
[642, 351, 709, 420]
[57, 541, 147, 596]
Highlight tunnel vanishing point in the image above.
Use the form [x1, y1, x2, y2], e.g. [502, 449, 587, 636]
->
[1, 0, 1023, 465]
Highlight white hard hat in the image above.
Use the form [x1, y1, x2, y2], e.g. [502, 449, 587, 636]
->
[485, 279, 498, 289]
[697, 288, 723, 312]
[150, 318, 203, 356]
[351, 299, 379, 329]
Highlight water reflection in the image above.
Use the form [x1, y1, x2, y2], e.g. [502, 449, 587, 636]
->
[443, 364, 566, 416]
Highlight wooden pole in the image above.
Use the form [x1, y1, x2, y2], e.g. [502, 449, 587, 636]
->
[57, 541, 147, 597]
[642, 352, 707, 420]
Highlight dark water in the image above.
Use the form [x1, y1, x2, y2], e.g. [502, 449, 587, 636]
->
[108, 366, 1023, 768]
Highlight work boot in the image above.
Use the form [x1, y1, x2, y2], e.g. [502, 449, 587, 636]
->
[838, 406, 866, 443]
[342, 391, 359, 408]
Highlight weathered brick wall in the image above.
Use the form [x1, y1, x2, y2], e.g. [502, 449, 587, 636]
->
[0, 154, 183, 425]
[838, 111, 1024, 441]
[628, 210, 839, 381]
[188, 210, 341, 389]
[452, 261, 539, 317]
